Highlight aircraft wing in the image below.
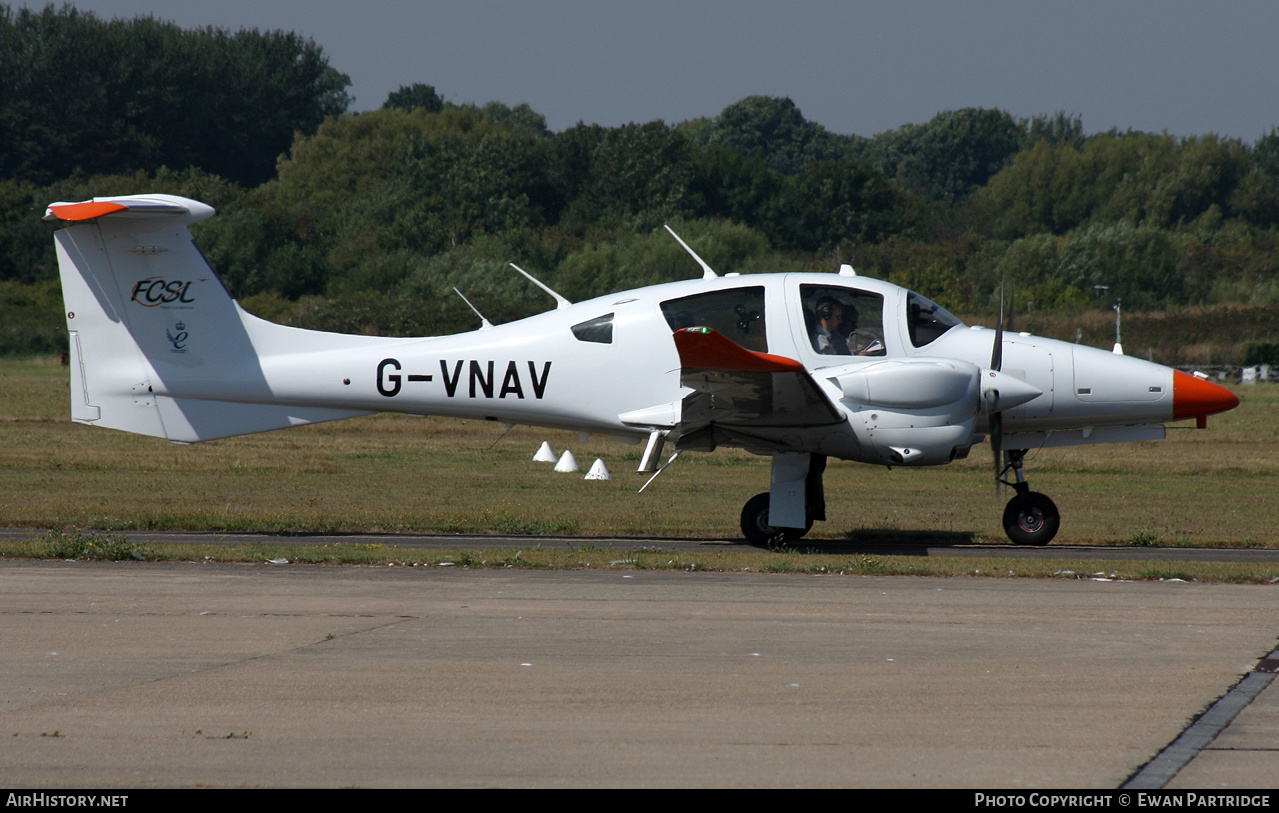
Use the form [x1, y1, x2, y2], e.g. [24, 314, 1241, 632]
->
[671, 327, 844, 451]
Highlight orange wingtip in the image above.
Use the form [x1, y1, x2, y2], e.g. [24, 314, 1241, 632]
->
[674, 327, 804, 373]
[1172, 370, 1239, 421]
[45, 201, 129, 221]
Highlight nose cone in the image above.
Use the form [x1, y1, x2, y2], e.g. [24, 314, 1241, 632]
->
[1172, 371, 1239, 421]
[981, 369, 1044, 413]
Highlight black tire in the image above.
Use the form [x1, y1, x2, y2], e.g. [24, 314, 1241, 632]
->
[740, 492, 812, 548]
[1002, 491, 1060, 546]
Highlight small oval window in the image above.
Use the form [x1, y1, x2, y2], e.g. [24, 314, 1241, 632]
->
[571, 313, 614, 344]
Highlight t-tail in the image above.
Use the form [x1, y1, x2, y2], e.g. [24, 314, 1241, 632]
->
[46, 194, 409, 442]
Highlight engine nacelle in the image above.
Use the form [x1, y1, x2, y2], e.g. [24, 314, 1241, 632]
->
[832, 359, 979, 410]
[829, 359, 983, 465]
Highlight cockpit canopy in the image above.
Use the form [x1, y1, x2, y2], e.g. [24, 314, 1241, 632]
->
[652, 276, 965, 360]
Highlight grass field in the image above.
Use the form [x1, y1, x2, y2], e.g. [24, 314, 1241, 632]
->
[1, 355, 1276, 547]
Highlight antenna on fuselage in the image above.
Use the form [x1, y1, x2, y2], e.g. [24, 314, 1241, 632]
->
[486, 422, 516, 449]
[509, 264, 572, 310]
[453, 288, 493, 330]
[1112, 298, 1124, 355]
[664, 225, 717, 279]
[638, 450, 682, 493]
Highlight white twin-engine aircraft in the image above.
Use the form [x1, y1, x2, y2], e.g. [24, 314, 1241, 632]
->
[46, 194, 1239, 546]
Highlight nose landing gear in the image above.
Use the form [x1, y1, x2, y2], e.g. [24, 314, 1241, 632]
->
[999, 449, 1059, 545]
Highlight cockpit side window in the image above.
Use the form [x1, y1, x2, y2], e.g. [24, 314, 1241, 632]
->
[906, 291, 964, 348]
[571, 313, 613, 344]
[800, 285, 886, 357]
[660, 286, 767, 352]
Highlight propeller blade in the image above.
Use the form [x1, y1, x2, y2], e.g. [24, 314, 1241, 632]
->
[1007, 276, 1016, 334]
[991, 277, 1004, 373]
[990, 275, 1006, 492]
[991, 411, 1002, 491]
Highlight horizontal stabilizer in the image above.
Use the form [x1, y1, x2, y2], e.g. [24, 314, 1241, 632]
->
[152, 397, 369, 443]
[45, 194, 214, 225]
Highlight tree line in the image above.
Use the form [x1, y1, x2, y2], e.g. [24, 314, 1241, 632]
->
[2, 5, 1278, 364]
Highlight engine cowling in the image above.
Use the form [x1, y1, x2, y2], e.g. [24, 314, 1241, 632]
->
[829, 359, 1039, 466]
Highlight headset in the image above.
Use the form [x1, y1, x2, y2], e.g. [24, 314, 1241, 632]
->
[815, 297, 858, 332]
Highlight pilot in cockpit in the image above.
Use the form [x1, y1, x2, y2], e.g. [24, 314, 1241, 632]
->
[812, 296, 851, 355]
[812, 296, 885, 356]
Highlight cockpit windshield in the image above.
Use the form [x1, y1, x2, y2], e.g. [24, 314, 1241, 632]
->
[905, 291, 964, 348]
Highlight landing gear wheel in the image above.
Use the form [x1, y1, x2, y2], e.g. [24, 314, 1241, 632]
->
[740, 492, 812, 548]
[1002, 491, 1059, 546]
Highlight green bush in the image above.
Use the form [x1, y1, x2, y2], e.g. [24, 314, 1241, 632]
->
[38, 529, 150, 561]
[1241, 341, 1279, 365]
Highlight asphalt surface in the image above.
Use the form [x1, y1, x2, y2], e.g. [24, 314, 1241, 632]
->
[6, 527, 1279, 563]
[0, 559, 1275, 788]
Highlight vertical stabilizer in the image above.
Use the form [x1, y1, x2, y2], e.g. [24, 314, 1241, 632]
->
[47, 194, 368, 441]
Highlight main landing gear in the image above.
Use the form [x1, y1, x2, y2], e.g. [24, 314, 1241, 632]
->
[999, 449, 1059, 546]
[740, 492, 812, 548]
[739, 453, 826, 548]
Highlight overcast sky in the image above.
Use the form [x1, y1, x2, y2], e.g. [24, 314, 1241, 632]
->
[29, 1, 1279, 141]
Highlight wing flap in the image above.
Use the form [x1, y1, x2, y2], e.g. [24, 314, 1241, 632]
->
[672, 328, 843, 441]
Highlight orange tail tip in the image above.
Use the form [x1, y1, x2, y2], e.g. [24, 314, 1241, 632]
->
[1172, 370, 1239, 422]
[43, 201, 128, 221]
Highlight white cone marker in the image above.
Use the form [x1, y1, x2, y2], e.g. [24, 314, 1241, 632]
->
[554, 450, 579, 472]
[584, 459, 611, 480]
[533, 441, 556, 462]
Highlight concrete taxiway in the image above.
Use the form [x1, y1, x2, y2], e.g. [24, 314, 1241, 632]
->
[0, 561, 1275, 788]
